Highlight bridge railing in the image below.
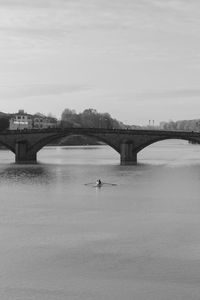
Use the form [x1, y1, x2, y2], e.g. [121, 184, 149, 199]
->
[1, 127, 200, 136]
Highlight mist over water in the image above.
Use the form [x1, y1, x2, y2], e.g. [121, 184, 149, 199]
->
[1, 141, 200, 299]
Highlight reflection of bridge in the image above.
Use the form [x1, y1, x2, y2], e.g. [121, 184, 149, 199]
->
[0, 128, 200, 165]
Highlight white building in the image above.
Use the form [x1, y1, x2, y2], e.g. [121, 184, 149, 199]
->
[9, 110, 33, 130]
[9, 110, 58, 130]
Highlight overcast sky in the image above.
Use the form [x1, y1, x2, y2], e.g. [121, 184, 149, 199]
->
[1, 0, 200, 125]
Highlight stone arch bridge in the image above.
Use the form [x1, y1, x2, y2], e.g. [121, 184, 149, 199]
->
[0, 128, 200, 165]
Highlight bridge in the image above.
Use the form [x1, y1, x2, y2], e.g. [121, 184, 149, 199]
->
[0, 128, 200, 165]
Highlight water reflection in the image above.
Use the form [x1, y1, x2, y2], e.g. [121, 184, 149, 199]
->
[0, 164, 53, 185]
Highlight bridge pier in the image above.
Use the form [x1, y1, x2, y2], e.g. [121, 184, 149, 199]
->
[120, 142, 137, 165]
[15, 141, 37, 164]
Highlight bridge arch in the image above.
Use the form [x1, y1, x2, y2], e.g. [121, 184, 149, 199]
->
[29, 132, 121, 156]
[0, 140, 15, 153]
[135, 136, 200, 154]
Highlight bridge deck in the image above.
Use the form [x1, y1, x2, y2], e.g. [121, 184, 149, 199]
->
[1, 128, 200, 137]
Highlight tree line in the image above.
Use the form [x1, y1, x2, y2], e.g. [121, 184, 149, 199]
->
[1, 108, 199, 132]
[60, 108, 131, 129]
[160, 119, 200, 131]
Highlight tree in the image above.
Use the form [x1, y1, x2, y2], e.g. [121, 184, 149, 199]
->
[0, 117, 9, 131]
[60, 107, 136, 129]
[81, 109, 99, 128]
[61, 109, 79, 127]
[61, 109, 76, 120]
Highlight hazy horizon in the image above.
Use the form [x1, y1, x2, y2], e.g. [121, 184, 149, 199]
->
[1, 0, 200, 125]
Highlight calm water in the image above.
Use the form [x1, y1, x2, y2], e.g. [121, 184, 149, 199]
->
[1, 141, 200, 300]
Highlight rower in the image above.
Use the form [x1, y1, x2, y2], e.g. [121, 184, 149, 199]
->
[96, 179, 102, 186]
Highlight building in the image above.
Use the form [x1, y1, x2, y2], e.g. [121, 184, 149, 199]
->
[9, 110, 33, 130]
[33, 113, 47, 129]
[9, 110, 58, 130]
[33, 113, 57, 129]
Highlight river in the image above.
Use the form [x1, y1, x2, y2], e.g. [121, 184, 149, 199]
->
[0, 140, 200, 300]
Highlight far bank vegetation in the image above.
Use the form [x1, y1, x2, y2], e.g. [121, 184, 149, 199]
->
[58, 108, 138, 146]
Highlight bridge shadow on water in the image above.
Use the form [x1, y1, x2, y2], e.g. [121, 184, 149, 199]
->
[0, 160, 167, 183]
[0, 163, 54, 185]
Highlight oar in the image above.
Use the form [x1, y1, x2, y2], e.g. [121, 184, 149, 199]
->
[101, 182, 117, 186]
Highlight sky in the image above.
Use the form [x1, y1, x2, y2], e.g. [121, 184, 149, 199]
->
[1, 0, 200, 125]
